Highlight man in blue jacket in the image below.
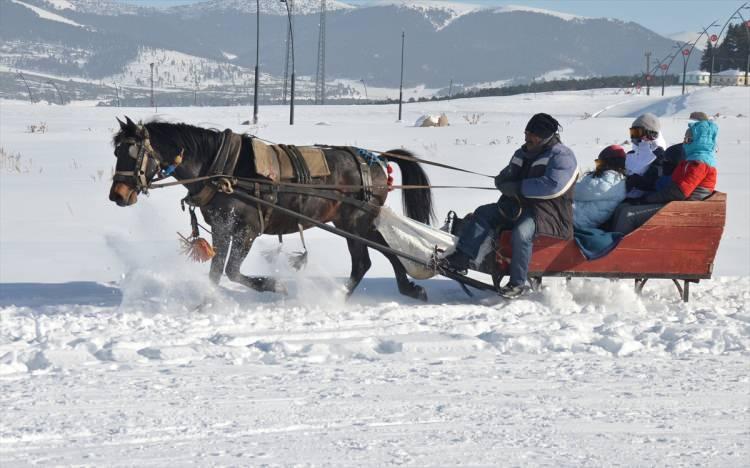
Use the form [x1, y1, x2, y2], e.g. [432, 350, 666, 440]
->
[443, 113, 579, 298]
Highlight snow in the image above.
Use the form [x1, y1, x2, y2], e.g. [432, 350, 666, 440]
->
[44, 0, 76, 10]
[330, 78, 440, 100]
[220, 50, 237, 61]
[494, 4, 588, 22]
[536, 67, 581, 81]
[169, 0, 355, 16]
[668, 31, 705, 49]
[1, 86, 749, 465]
[9, 0, 87, 28]
[373, 0, 481, 30]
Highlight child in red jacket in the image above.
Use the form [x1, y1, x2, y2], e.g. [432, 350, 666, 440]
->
[640, 119, 718, 203]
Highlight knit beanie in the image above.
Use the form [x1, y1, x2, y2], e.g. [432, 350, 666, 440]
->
[597, 145, 626, 170]
[598, 145, 626, 161]
[525, 113, 560, 139]
[631, 113, 661, 133]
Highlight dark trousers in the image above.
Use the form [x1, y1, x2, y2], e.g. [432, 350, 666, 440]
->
[455, 202, 536, 286]
[611, 202, 664, 235]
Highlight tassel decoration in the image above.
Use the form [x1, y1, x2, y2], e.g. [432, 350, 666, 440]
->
[178, 232, 216, 262]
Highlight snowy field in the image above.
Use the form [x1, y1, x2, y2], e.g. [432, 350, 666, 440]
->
[1, 86, 749, 466]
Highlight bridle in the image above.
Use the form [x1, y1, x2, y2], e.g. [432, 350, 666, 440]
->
[113, 126, 183, 194]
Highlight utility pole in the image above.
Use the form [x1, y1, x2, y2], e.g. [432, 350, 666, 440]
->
[398, 31, 405, 121]
[17, 72, 34, 104]
[281, 0, 295, 125]
[149, 62, 155, 108]
[253, 0, 260, 124]
[360, 79, 368, 102]
[281, 0, 293, 105]
[113, 83, 121, 107]
[315, 0, 327, 105]
[645, 51, 651, 96]
[193, 73, 199, 106]
[448, 79, 453, 98]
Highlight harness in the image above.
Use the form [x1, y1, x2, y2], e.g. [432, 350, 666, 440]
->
[184, 129, 243, 207]
[113, 127, 183, 194]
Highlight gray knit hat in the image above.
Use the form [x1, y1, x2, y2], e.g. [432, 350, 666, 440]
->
[631, 113, 661, 133]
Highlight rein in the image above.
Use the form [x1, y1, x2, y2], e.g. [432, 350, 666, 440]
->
[249, 135, 496, 179]
[149, 174, 497, 192]
[120, 127, 497, 200]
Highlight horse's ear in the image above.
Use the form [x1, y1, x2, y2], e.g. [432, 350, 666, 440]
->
[116, 117, 126, 130]
[125, 116, 136, 129]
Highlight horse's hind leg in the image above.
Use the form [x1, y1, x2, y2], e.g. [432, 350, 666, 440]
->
[224, 230, 280, 293]
[344, 238, 372, 298]
[369, 231, 428, 302]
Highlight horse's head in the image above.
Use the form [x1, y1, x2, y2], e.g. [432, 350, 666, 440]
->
[109, 117, 181, 206]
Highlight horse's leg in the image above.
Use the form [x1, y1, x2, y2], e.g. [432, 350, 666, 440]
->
[343, 238, 372, 298]
[209, 227, 231, 285]
[224, 229, 280, 293]
[368, 230, 428, 302]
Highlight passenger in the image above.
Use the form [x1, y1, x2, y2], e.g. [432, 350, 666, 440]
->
[625, 113, 668, 198]
[573, 145, 627, 230]
[650, 112, 705, 190]
[442, 113, 578, 299]
[611, 118, 718, 234]
[654, 143, 685, 191]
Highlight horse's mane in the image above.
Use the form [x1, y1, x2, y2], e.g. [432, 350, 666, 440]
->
[148, 121, 223, 156]
[113, 120, 224, 161]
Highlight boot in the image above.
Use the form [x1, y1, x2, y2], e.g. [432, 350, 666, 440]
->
[441, 249, 471, 273]
[498, 282, 528, 299]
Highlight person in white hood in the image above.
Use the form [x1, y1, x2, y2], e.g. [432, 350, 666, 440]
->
[625, 113, 667, 198]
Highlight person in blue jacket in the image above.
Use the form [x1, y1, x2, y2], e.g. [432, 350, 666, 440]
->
[573, 145, 627, 229]
[442, 113, 579, 298]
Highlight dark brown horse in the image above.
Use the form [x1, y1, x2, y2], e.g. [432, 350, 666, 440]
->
[108, 117, 434, 300]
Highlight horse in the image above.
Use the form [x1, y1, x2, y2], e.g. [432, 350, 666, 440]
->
[108, 117, 434, 301]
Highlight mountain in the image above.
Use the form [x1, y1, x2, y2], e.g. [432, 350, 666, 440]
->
[167, 0, 354, 17]
[668, 31, 705, 50]
[0, 0, 698, 104]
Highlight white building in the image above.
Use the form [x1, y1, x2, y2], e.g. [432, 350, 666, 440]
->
[681, 70, 710, 85]
[714, 69, 747, 86]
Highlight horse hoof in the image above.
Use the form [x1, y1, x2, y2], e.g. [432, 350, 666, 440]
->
[406, 284, 428, 302]
[247, 277, 284, 294]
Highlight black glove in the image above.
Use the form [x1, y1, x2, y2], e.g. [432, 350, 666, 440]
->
[626, 174, 645, 191]
[626, 197, 645, 206]
[497, 181, 521, 197]
[494, 174, 505, 190]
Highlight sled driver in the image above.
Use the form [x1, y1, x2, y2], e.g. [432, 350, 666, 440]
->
[442, 113, 578, 298]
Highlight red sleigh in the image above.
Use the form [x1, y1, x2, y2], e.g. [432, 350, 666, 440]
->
[490, 192, 726, 301]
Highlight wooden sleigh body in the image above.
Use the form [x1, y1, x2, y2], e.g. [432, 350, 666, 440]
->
[489, 192, 727, 301]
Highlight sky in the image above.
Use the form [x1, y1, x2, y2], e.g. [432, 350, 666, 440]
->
[114, 1, 750, 37]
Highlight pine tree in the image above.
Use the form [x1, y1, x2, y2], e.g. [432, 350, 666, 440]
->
[737, 22, 750, 75]
[717, 24, 742, 72]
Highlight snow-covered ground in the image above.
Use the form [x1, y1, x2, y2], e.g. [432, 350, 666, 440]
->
[1, 86, 748, 466]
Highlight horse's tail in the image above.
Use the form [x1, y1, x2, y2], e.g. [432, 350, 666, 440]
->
[383, 149, 434, 225]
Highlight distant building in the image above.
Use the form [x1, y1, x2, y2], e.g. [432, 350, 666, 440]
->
[681, 70, 710, 85]
[714, 69, 747, 86]
[681, 69, 747, 86]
